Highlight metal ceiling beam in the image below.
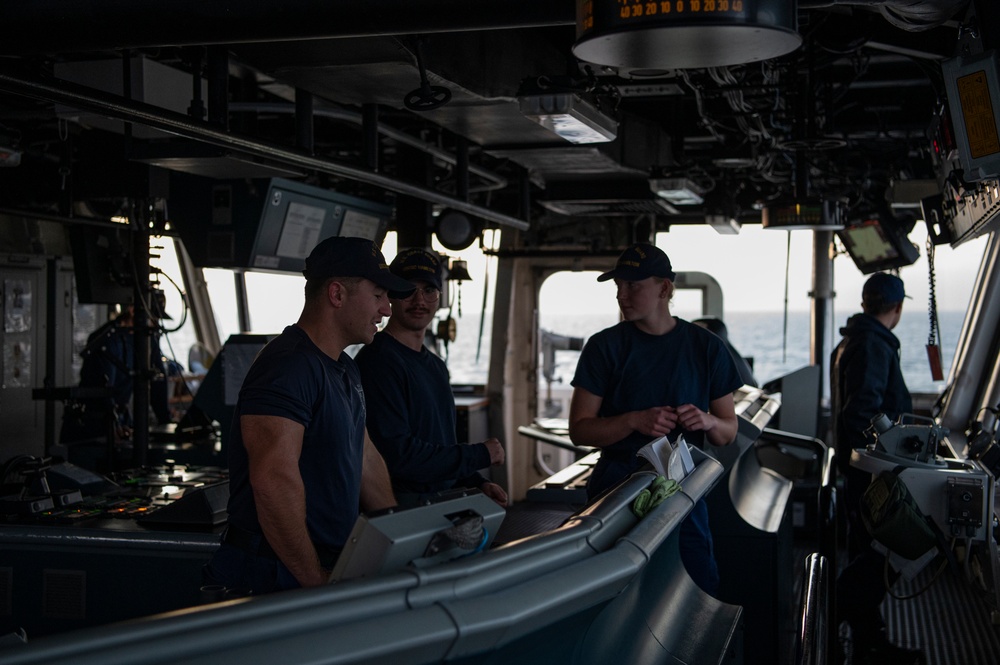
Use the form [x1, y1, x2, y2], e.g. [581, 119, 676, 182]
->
[0, 70, 530, 231]
[0, 1, 576, 55]
[228, 102, 509, 193]
[0, 1, 966, 57]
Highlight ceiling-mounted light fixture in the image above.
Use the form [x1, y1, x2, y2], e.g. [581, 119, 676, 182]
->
[650, 178, 705, 205]
[706, 214, 741, 236]
[519, 93, 617, 145]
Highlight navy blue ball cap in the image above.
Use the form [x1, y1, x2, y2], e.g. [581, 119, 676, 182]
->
[597, 242, 676, 282]
[303, 236, 416, 299]
[389, 248, 443, 291]
[863, 272, 909, 304]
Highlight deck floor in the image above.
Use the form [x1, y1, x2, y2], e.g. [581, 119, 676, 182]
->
[882, 562, 1000, 665]
[833, 551, 1000, 665]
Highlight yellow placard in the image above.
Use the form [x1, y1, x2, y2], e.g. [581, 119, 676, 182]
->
[957, 69, 1000, 159]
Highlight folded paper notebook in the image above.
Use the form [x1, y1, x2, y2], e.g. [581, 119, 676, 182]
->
[636, 434, 695, 481]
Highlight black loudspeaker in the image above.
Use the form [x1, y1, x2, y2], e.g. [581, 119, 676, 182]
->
[137, 481, 229, 527]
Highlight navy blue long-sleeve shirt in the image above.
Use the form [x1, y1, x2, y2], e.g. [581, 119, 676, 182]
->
[831, 312, 912, 472]
[355, 331, 490, 496]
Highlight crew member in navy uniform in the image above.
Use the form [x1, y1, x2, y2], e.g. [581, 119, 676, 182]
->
[568, 242, 742, 596]
[831, 272, 924, 664]
[60, 295, 173, 451]
[356, 248, 507, 507]
[203, 237, 410, 594]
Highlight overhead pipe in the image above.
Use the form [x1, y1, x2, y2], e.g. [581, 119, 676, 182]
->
[0, 206, 132, 230]
[207, 46, 230, 129]
[0, 1, 576, 55]
[0, 70, 529, 231]
[456, 136, 469, 202]
[130, 202, 153, 468]
[362, 104, 380, 172]
[229, 102, 508, 192]
[295, 89, 314, 154]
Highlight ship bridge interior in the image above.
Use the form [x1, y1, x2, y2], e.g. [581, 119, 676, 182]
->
[0, 1, 987, 250]
[3, 0, 995, 507]
[3, 2, 1000, 665]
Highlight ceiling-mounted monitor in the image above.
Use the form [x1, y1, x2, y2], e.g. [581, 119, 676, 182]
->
[836, 215, 919, 275]
[169, 175, 391, 272]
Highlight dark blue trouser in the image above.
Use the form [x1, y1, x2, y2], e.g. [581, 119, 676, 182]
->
[588, 456, 720, 597]
[202, 540, 299, 596]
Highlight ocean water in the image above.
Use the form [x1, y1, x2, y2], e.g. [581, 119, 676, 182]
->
[443, 309, 967, 395]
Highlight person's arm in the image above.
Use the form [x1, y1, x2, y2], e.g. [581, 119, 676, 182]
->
[674, 394, 738, 447]
[840, 342, 888, 449]
[373, 411, 493, 483]
[360, 361, 492, 484]
[360, 430, 396, 512]
[567, 386, 679, 448]
[243, 414, 328, 588]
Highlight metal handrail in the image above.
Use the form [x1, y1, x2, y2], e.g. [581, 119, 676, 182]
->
[796, 552, 828, 665]
[818, 445, 838, 658]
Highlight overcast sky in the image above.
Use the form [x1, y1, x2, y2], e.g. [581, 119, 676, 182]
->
[413, 223, 988, 321]
[157, 221, 988, 362]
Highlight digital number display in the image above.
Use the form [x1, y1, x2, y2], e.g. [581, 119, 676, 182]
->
[581, 1, 594, 30]
[580, 0, 747, 31]
[618, 0, 745, 17]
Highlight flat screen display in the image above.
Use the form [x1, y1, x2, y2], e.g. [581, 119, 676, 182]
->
[837, 216, 918, 274]
[169, 175, 391, 272]
[841, 219, 899, 263]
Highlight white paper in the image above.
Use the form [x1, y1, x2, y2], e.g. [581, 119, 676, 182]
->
[341, 209, 382, 240]
[676, 434, 695, 475]
[636, 434, 694, 481]
[276, 201, 326, 258]
[635, 435, 671, 476]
